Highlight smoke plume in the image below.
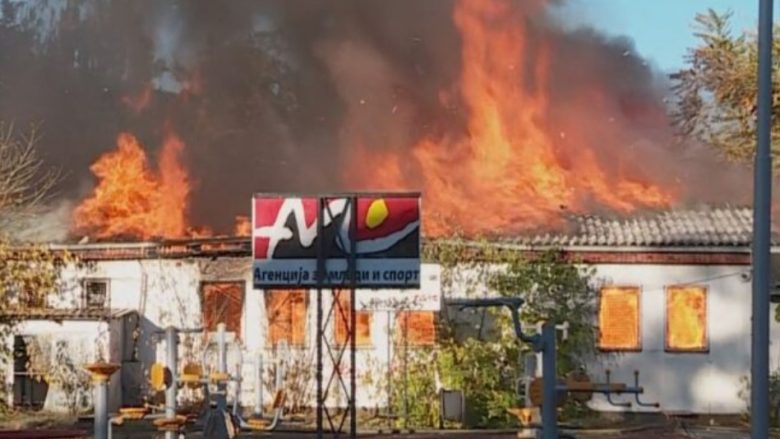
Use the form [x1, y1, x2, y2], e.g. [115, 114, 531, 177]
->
[0, 0, 751, 239]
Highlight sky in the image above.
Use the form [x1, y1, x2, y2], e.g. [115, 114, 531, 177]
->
[556, 0, 774, 73]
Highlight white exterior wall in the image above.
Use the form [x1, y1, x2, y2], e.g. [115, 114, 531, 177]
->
[12, 254, 778, 415]
[28, 257, 411, 410]
[585, 264, 757, 414]
[9, 320, 114, 412]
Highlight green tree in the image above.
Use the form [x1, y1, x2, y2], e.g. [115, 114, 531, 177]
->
[401, 242, 600, 428]
[671, 9, 780, 166]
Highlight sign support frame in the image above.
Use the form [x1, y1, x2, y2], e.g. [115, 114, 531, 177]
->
[253, 192, 421, 439]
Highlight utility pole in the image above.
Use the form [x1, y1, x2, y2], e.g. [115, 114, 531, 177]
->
[751, 0, 773, 438]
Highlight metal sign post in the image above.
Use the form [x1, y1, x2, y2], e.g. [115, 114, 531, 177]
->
[252, 193, 421, 439]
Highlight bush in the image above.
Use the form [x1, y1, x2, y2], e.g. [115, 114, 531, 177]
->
[385, 244, 600, 429]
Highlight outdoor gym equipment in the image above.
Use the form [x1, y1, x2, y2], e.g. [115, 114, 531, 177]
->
[197, 323, 288, 435]
[135, 323, 286, 438]
[111, 325, 215, 438]
[449, 297, 658, 439]
[83, 362, 120, 439]
[152, 325, 205, 439]
[238, 342, 289, 431]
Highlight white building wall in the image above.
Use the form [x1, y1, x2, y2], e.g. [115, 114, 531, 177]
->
[585, 264, 755, 414]
[14, 254, 780, 416]
[10, 320, 114, 412]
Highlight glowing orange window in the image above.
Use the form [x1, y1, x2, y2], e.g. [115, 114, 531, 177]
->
[396, 311, 436, 346]
[201, 282, 244, 337]
[598, 286, 641, 351]
[265, 290, 307, 347]
[666, 285, 708, 352]
[334, 290, 372, 347]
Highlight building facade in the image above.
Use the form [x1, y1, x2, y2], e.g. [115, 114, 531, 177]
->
[5, 206, 779, 416]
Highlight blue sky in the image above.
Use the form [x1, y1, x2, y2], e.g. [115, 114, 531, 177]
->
[554, 0, 774, 73]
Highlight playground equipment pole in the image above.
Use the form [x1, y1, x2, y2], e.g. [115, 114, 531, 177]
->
[752, 0, 773, 438]
[165, 327, 178, 439]
[540, 323, 557, 439]
[95, 378, 108, 439]
[85, 363, 120, 439]
[217, 323, 228, 412]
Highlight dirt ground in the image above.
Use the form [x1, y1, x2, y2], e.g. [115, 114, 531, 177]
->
[89, 425, 755, 439]
[0, 414, 764, 439]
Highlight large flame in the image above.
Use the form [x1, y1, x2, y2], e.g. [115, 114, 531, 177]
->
[666, 286, 707, 351]
[350, 0, 675, 237]
[234, 215, 251, 237]
[73, 130, 191, 239]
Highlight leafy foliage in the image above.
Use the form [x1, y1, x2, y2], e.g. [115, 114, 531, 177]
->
[671, 9, 780, 166]
[738, 370, 780, 427]
[406, 240, 599, 428]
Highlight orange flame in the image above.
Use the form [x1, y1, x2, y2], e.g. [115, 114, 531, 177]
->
[349, 0, 674, 237]
[73, 130, 191, 239]
[234, 215, 251, 237]
[666, 286, 707, 351]
[121, 84, 153, 113]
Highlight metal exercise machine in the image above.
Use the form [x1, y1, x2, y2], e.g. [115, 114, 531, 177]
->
[239, 340, 289, 431]
[449, 297, 658, 439]
[113, 323, 287, 438]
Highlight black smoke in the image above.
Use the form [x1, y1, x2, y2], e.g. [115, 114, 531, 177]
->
[0, 0, 749, 238]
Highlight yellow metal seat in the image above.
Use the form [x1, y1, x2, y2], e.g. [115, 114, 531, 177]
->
[507, 407, 539, 426]
[149, 363, 171, 391]
[153, 415, 188, 431]
[209, 372, 230, 383]
[118, 406, 148, 420]
[245, 418, 269, 430]
[179, 363, 203, 388]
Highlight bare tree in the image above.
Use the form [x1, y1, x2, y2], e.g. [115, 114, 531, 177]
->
[0, 121, 74, 408]
[0, 122, 63, 236]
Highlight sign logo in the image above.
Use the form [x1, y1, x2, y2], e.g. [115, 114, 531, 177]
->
[252, 194, 421, 289]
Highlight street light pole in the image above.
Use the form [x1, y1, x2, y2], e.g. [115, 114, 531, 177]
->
[752, 0, 773, 438]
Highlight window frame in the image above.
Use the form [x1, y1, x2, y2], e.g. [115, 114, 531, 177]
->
[264, 289, 309, 348]
[597, 285, 642, 352]
[333, 290, 373, 348]
[395, 311, 437, 347]
[82, 278, 110, 310]
[664, 284, 709, 354]
[200, 281, 246, 339]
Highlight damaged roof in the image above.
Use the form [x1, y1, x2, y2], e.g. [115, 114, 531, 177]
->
[58, 205, 770, 260]
[501, 205, 766, 248]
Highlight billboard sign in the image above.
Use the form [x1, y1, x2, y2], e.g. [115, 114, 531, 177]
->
[252, 194, 421, 289]
[354, 264, 441, 311]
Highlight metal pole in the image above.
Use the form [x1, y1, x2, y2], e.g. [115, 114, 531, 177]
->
[752, 0, 774, 437]
[255, 352, 263, 418]
[316, 197, 325, 439]
[349, 196, 358, 439]
[93, 377, 109, 439]
[217, 322, 228, 412]
[165, 327, 178, 439]
[403, 313, 409, 431]
[540, 323, 557, 439]
[386, 310, 394, 429]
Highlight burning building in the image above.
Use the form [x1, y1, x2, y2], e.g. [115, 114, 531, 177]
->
[0, 0, 770, 420]
[8, 205, 780, 418]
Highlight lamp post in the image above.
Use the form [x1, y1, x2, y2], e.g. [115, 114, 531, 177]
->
[751, 0, 773, 438]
